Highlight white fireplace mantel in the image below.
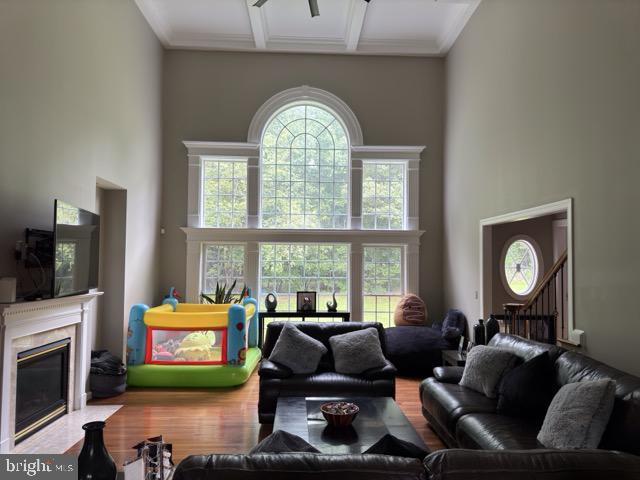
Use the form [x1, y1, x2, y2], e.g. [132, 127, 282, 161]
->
[0, 292, 102, 452]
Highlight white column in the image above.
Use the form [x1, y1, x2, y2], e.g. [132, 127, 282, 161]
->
[245, 241, 260, 300]
[350, 158, 363, 229]
[405, 242, 420, 295]
[406, 159, 420, 230]
[350, 242, 363, 321]
[187, 155, 202, 227]
[185, 241, 201, 303]
[247, 156, 260, 228]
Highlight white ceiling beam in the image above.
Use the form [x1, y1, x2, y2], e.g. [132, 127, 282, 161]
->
[345, 0, 368, 51]
[246, 0, 267, 49]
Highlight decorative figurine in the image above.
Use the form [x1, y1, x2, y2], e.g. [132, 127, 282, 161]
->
[326, 292, 338, 312]
[265, 292, 278, 312]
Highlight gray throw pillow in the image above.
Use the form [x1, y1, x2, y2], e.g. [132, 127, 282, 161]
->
[537, 379, 616, 449]
[269, 323, 327, 374]
[329, 327, 387, 374]
[459, 345, 518, 398]
[249, 430, 320, 454]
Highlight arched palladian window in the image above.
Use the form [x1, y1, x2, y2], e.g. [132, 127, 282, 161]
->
[260, 104, 350, 229]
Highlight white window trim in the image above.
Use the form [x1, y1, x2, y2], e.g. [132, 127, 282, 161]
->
[183, 86, 425, 322]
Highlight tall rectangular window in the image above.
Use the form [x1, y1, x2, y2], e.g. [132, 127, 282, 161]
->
[202, 158, 247, 228]
[362, 162, 405, 230]
[201, 244, 245, 295]
[259, 243, 349, 313]
[260, 105, 349, 229]
[363, 246, 404, 327]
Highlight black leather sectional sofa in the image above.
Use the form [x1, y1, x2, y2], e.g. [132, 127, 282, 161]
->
[173, 447, 640, 480]
[420, 333, 640, 455]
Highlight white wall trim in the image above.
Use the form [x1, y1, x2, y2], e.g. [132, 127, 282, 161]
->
[478, 198, 581, 344]
[181, 227, 424, 243]
[247, 85, 364, 145]
[351, 145, 425, 160]
[183, 141, 259, 157]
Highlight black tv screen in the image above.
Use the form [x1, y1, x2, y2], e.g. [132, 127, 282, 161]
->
[53, 200, 100, 297]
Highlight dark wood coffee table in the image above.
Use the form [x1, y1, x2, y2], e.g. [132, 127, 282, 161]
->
[273, 397, 427, 454]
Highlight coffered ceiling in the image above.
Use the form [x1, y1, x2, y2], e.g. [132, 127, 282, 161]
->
[134, 0, 481, 56]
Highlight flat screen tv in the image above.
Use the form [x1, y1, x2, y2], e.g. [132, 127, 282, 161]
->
[53, 200, 100, 297]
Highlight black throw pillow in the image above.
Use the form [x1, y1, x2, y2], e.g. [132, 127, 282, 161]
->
[497, 352, 557, 420]
[364, 434, 430, 460]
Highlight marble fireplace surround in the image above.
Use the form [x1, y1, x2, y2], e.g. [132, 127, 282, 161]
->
[0, 292, 101, 453]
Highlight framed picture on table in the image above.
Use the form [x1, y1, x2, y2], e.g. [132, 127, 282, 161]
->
[296, 291, 317, 312]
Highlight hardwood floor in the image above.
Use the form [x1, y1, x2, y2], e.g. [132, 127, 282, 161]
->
[66, 373, 445, 467]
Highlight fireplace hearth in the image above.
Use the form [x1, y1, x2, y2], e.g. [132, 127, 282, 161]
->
[15, 338, 71, 444]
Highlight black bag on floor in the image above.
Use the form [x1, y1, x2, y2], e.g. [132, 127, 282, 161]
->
[90, 350, 127, 398]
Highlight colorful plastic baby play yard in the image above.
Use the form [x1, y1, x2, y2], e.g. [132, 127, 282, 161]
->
[126, 289, 260, 387]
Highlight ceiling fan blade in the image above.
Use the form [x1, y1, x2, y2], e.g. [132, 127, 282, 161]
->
[309, 0, 320, 17]
[253, 0, 268, 7]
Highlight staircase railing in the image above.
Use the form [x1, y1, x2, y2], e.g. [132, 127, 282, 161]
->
[500, 250, 568, 345]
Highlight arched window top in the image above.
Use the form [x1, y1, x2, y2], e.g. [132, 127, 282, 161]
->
[262, 103, 349, 150]
[248, 85, 363, 145]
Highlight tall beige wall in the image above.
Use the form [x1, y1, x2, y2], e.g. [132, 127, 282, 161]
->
[0, 0, 163, 355]
[161, 51, 445, 319]
[444, 0, 640, 374]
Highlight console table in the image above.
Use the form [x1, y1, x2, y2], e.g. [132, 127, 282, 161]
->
[258, 311, 350, 348]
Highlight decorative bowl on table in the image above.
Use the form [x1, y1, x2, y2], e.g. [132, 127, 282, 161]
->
[320, 401, 359, 427]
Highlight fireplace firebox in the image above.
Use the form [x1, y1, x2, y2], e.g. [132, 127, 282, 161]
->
[15, 338, 70, 444]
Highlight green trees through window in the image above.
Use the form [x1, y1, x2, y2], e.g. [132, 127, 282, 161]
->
[259, 243, 349, 314]
[202, 159, 247, 228]
[362, 162, 405, 230]
[363, 246, 403, 327]
[261, 105, 349, 229]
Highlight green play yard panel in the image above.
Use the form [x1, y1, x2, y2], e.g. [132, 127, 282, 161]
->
[126, 347, 261, 387]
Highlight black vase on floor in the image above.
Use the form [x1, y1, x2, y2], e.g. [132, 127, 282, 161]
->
[485, 314, 500, 343]
[78, 421, 117, 480]
[473, 319, 486, 346]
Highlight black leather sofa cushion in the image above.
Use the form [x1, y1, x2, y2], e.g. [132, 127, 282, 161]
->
[362, 359, 398, 380]
[173, 453, 427, 480]
[488, 333, 565, 363]
[555, 351, 640, 455]
[419, 377, 497, 432]
[432, 366, 464, 384]
[258, 359, 292, 379]
[455, 413, 542, 450]
[424, 448, 640, 480]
